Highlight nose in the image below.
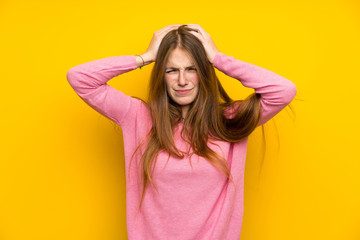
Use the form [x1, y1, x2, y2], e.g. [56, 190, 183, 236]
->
[178, 69, 188, 87]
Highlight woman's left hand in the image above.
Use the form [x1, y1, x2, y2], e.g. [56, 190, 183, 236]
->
[186, 24, 220, 64]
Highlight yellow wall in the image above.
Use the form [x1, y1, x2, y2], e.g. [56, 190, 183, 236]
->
[1, 0, 359, 239]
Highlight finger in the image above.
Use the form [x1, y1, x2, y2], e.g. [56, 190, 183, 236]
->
[184, 24, 200, 34]
[157, 24, 181, 37]
[186, 23, 207, 36]
[188, 24, 207, 36]
[188, 30, 204, 42]
[164, 24, 182, 30]
[187, 27, 200, 34]
[159, 24, 182, 34]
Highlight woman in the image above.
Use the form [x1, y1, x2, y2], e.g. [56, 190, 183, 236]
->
[67, 24, 297, 240]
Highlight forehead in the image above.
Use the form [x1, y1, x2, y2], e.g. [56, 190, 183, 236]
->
[165, 48, 195, 67]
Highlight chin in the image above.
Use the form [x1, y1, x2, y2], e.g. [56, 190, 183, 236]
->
[174, 98, 195, 106]
[178, 102, 192, 106]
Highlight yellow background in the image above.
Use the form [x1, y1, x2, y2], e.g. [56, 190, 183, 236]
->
[1, 0, 359, 239]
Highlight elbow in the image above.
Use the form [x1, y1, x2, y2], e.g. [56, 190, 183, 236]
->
[66, 67, 99, 96]
[66, 68, 77, 86]
[283, 80, 297, 104]
[66, 67, 83, 89]
[289, 81, 297, 99]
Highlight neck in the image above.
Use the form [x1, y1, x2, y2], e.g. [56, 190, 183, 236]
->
[181, 105, 189, 119]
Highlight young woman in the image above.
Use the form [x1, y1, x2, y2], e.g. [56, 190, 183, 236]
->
[67, 24, 297, 240]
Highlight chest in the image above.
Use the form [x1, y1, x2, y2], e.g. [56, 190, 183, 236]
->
[150, 123, 232, 187]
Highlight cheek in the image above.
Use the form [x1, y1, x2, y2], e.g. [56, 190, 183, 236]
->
[165, 78, 175, 98]
[191, 72, 199, 82]
[165, 78, 172, 90]
[193, 77, 200, 88]
[194, 78, 200, 96]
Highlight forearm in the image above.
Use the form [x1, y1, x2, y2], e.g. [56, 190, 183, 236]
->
[66, 55, 140, 126]
[213, 52, 296, 104]
[213, 51, 297, 126]
[67, 55, 138, 95]
[135, 52, 154, 68]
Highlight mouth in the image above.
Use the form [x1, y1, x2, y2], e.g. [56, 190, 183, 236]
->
[175, 89, 193, 95]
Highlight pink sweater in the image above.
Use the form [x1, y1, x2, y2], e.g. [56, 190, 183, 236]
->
[66, 52, 297, 240]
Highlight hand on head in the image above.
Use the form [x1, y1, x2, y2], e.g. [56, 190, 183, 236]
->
[185, 24, 220, 63]
[141, 24, 220, 64]
[142, 24, 183, 62]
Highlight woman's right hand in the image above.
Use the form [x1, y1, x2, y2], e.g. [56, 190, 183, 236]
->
[139, 24, 183, 65]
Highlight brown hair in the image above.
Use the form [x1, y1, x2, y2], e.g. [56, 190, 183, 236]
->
[121, 25, 297, 214]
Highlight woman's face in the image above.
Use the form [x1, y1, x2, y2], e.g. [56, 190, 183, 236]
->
[164, 48, 199, 110]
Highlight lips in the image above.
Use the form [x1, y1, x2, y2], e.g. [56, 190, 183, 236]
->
[175, 89, 193, 95]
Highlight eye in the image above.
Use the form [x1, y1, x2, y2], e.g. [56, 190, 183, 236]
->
[188, 67, 197, 71]
[166, 69, 176, 73]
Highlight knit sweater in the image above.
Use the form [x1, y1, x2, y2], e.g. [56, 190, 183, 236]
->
[66, 51, 297, 240]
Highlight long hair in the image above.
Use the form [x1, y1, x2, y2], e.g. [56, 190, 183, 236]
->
[124, 25, 274, 214]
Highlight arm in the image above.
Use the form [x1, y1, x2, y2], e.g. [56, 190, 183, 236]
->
[213, 52, 297, 126]
[66, 25, 183, 127]
[185, 24, 296, 126]
[66, 55, 143, 126]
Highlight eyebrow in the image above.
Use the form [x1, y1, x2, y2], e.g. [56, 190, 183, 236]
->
[165, 65, 196, 69]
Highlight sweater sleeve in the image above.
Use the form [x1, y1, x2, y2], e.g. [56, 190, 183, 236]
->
[66, 55, 140, 126]
[213, 52, 297, 126]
